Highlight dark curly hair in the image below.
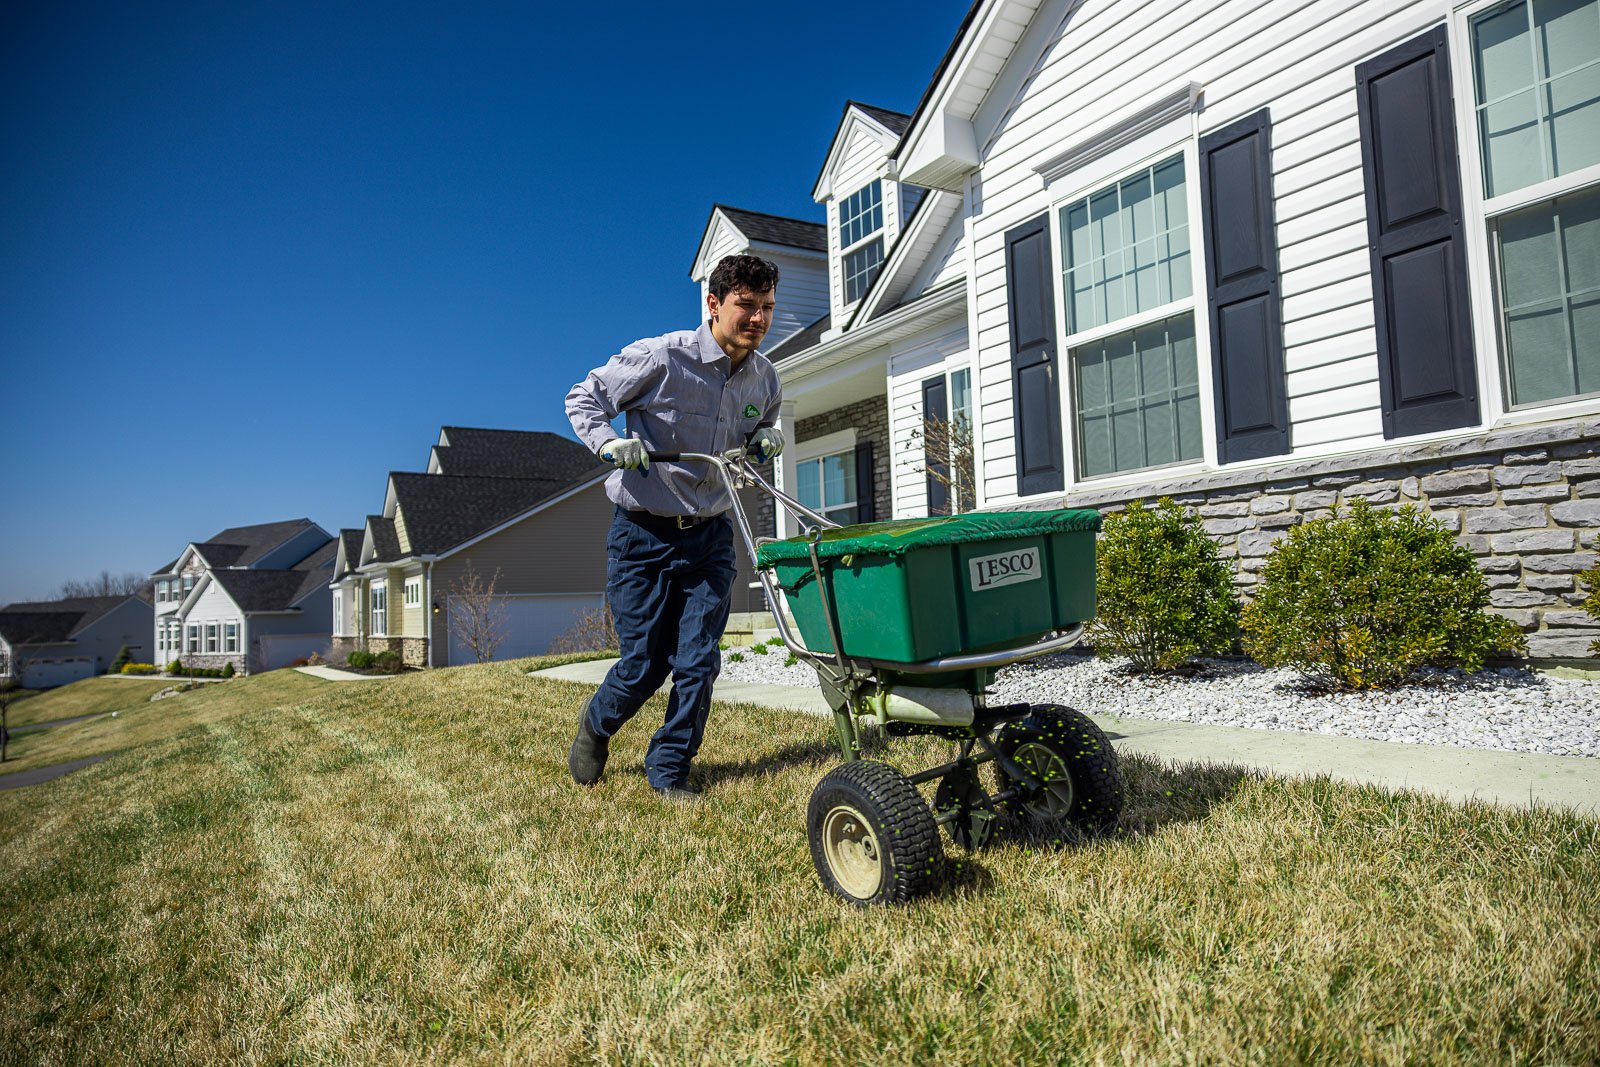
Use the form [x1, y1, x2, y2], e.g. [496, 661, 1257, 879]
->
[708, 254, 780, 300]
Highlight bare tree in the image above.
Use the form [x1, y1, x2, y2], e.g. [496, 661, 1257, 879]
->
[549, 601, 618, 655]
[446, 562, 508, 664]
[57, 570, 152, 601]
[907, 412, 976, 515]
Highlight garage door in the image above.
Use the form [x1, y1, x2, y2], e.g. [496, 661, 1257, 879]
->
[22, 658, 96, 689]
[447, 593, 604, 665]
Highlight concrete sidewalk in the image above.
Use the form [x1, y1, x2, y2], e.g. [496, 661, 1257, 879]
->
[294, 665, 396, 681]
[531, 658, 1600, 814]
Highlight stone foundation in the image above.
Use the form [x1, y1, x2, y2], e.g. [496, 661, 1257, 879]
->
[172, 653, 244, 674]
[796, 396, 892, 521]
[1051, 417, 1600, 660]
[331, 636, 429, 668]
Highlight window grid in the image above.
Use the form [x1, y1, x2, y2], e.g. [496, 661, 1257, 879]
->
[404, 577, 422, 607]
[1495, 185, 1600, 403]
[839, 181, 883, 249]
[1472, 0, 1600, 197]
[225, 623, 239, 654]
[186, 625, 199, 654]
[843, 238, 885, 304]
[371, 584, 388, 637]
[1060, 156, 1191, 336]
[1071, 315, 1203, 478]
[205, 624, 218, 654]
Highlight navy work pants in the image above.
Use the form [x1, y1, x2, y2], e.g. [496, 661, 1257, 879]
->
[583, 506, 736, 788]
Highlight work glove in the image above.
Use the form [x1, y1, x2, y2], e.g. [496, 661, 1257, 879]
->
[599, 437, 650, 472]
[750, 426, 785, 459]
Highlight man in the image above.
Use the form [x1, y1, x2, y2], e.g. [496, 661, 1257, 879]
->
[563, 254, 785, 801]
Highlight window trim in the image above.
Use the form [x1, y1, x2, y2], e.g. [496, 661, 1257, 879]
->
[794, 447, 862, 524]
[224, 622, 239, 654]
[838, 179, 887, 307]
[403, 576, 422, 608]
[1045, 137, 1217, 486]
[371, 580, 388, 638]
[1451, 0, 1600, 423]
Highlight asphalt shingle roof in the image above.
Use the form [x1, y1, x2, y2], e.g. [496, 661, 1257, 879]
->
[208, 570, 314, 613]
[389, 472, 597, 557]
[203, 519, 320, 567]
[713, 205, 827, 253]
[432, 427, 603, 482]
[195, 543, 248, 567]
[335, 529, 364, 578]
[0, 596, 132, 645]
[368, 516, 402, 563]
[852, 101, 913, 136]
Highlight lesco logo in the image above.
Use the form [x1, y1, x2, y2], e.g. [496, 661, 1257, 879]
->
[968, 547, 1042, 591]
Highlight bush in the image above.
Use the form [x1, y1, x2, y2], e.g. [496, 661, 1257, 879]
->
[1242, 500, 1527, 690]
[372, 650, 403, 673]
[120, 663, 158, 675]
[1086, 498, 1239, 672]
[1579, 564, 1600, 657]
[109, 645, 132, 673]
[347, 650, 375, 669]
[166, 659, 183, 675]
[222, 661, 236, 677]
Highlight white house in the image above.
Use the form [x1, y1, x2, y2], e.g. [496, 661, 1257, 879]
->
[706, 0, 1600, 658]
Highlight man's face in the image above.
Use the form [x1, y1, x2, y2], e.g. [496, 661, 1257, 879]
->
[708, 285, 776, 352]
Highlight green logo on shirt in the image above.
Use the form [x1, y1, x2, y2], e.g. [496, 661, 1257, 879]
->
[743, 404, 759, 419]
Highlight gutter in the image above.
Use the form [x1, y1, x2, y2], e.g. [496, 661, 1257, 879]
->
[778, 282, 966, 382]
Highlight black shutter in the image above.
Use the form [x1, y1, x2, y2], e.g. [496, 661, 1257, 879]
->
[1005, 215, 1064, 494]
[922, 376, 950, 515]
[1356, 26, 1479, 438]
[1199, 108, 1291, 463]
[853, 441, 875, 523]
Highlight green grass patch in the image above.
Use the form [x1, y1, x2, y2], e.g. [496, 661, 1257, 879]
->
[0, 659, 1595, 1064]
[5, 675, 172, 729]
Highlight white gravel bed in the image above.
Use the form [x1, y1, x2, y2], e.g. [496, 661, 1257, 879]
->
[719, 644, 1600, 758]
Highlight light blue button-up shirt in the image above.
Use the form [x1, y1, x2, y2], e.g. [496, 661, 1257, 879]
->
[565, 321, 783, 517]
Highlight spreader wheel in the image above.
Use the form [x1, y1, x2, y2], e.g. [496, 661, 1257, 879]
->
[995, 705, 1125, 833]
[807, 760, 942, 906]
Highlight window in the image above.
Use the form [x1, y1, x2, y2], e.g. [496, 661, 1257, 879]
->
[404, 576, 422, 608]
[186, 625, 199, 654]
[922, 366, 976, 515]
[1057, 155, 1203, 477]
[183, 574, 195, 594]
[796, 450, 859, 524]
[1471, 0, 1600, 406]
[205, 623, 218, 653]
[839, 180, 886, 304]
[156, 581, 167, 604]
[371, 582, 388, 636]
[332, 590, 343, 636]
[225, 622, 239, 653]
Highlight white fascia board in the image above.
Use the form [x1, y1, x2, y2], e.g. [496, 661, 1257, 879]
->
[382, 476, 399, 519]
[779, 283, 966, 384]
[853, 189, 961, 324]
[691, 209, 747, 282]
[896, 0, 1043, 190]
[811, 108, 903, 203]
[436, 471, 611, 561]
[359, 519, 381, 567]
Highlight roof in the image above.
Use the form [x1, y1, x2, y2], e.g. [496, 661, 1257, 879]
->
[0, 596, 135, 646]
[202, 518, 321, 567]
[713, 205, 827, 253]
[432, 427, 602, 482]
[335, 529, 364, 579]
[851, 101, 913, 137]
[763, 312, 832, 363]
[194, 542, 248, 567]
[388, 473, 591, 557]
[208, 570, 315, 613]
[367, 515, 402, 563]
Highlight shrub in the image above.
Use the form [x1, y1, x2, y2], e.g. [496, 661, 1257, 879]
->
[166, 659, 183, 675]
[728, 651, 744, 663]
[1242, 500, 1527, 690]
[222, 661, 236, 677]
[109, 645, 133, 673]
[1579, 564, 1600, 657]
[1086, 498, 1239, 672]
[372, 650, 403, 673]
[120, 663, 158, 675]
[347, 650, 375, 669]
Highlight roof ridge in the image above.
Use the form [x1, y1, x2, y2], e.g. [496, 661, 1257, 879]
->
[714, 203, 826, 229]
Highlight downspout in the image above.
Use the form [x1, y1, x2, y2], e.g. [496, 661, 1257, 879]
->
[425, 561, 435, 668]
[241, 615, 250, 676]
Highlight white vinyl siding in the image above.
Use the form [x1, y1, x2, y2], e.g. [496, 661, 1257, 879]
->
[886, 327, 974, 518]
[825, 119, 911, 323]
[968, 0, 1483, 504]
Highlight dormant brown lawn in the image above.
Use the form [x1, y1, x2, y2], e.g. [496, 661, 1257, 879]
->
[1, 660, 1596, 1065]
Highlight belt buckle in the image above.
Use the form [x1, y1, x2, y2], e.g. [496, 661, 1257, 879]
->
[675, 515, 695, 530]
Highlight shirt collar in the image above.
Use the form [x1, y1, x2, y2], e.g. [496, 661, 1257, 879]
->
[697, 319, 764, 376]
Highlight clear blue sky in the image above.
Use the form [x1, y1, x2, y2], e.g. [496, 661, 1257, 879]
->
[2, 0, 971, 604]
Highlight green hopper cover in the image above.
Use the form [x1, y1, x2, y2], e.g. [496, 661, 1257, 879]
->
[754, 508, 1102, 568]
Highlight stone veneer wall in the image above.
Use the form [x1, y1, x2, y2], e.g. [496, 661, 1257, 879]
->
[327, 636, 428, 668]
[1054, 417, 1600, 660]
[795, 396, 892, 524]
[178, 653, 245, 674]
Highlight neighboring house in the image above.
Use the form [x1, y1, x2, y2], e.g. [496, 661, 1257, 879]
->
[0, 596, 153, 688]
[706, 0, 1600, 659]
[150, 519, 336, 673]
[331, 426, 618, 667]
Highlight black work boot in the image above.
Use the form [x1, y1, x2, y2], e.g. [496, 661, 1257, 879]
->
[652, 780, 701, 803]
[568, 707, 609, 786]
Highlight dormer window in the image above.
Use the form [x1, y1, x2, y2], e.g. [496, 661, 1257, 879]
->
[839, 180, 886, 304]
